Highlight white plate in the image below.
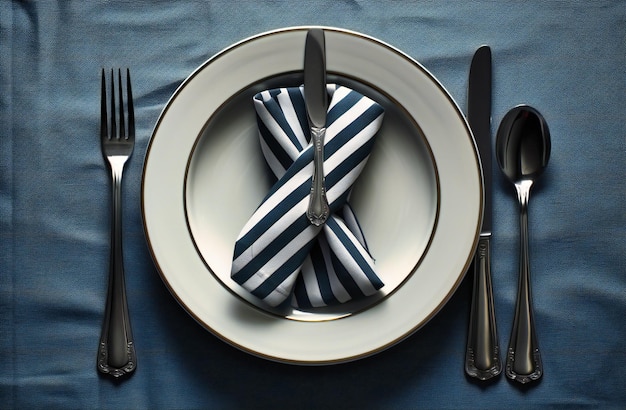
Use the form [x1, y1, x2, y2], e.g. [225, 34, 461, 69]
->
[142, 26, 482, 364]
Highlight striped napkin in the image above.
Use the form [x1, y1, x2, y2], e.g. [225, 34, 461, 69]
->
[231, 84, 385, 308]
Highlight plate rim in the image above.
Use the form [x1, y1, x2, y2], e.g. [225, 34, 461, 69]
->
[141, 25, 483, 364]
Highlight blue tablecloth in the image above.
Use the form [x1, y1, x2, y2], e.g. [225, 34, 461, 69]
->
[2, 1, 625, 408]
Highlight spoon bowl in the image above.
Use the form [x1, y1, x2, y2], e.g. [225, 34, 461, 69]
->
[496, 106, 551, 183]
[496, 105, 551, 384]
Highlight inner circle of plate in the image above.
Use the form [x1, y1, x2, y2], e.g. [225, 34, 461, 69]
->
[142, 26, 482, 364]
[184, 73, 439, 321]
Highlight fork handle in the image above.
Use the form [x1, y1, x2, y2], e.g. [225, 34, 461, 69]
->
[98, 161, 136, 378]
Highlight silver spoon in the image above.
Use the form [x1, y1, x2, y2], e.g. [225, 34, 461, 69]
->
[496, 105, 550, 384]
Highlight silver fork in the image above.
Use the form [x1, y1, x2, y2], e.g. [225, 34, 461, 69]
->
[97, 68, 137, 378]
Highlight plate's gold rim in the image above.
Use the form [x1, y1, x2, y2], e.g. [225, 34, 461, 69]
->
[182, 70, 441, 322]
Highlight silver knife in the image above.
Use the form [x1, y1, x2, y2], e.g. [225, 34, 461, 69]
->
[465, 45, 502, 380]
[304, 28, 330, 226]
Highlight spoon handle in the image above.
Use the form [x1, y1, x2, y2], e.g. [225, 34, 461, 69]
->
[506, 181, 542, 383]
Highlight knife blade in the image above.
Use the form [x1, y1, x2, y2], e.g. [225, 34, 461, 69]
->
[304, 29, 330, 226]
[469, 45, 492, 235]
[465, 45, 502, 380]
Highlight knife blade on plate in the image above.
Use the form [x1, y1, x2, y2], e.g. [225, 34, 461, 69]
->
[304, 29, 330, 226]
[465, 45, 502, 380]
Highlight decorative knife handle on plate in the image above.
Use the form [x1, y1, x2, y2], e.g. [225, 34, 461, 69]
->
[465, 235, 502, 379]
[304, 28, 330, 227]
[307, 125, 330, 226]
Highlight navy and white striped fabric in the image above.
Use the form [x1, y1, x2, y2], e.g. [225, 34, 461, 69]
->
[231, 84, 385, 308]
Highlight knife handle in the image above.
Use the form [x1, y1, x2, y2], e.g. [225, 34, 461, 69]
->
[465, 236, 502, 380]
[307, 126, 330, 226]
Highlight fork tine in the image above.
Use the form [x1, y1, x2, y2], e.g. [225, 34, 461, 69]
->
[126, 68, 135, 140]
[100, 69, 108, 139]
[110, 69, 116, 139]
[118, 69, 126, 139]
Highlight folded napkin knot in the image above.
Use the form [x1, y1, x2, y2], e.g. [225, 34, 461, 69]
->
[231, 84, 385, 308]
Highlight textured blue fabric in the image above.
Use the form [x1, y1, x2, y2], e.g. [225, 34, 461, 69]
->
[1, 1, 624, 408]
